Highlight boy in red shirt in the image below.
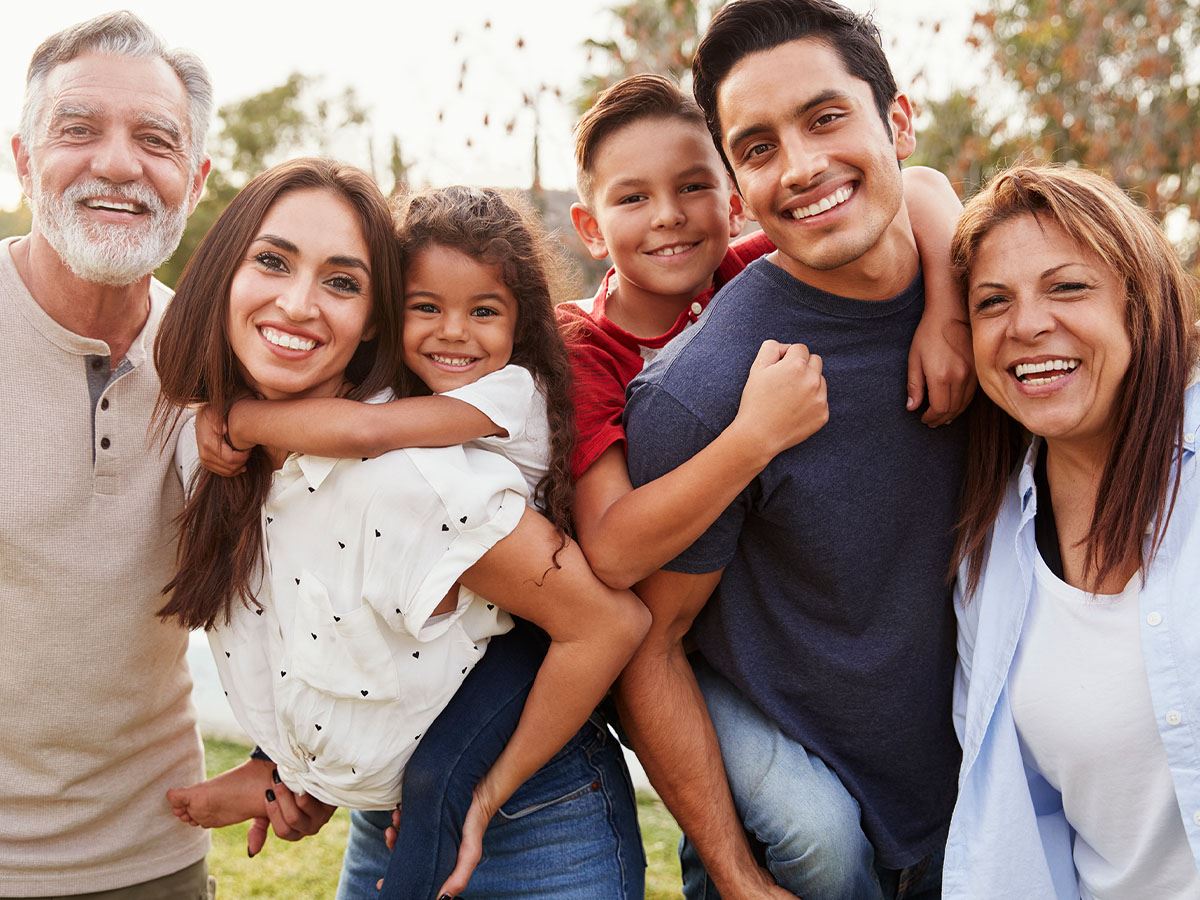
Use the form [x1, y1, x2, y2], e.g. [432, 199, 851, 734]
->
[559, 73, 970, 590]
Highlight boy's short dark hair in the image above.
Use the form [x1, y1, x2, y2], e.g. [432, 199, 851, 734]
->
[574, 73, 707, 203]
[692, 0, 899, 168]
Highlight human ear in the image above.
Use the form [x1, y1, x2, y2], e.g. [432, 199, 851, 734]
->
[12, 135, 33, 199]
[570, 202, 610, 261]
[188, 157, 213, 214]
[889, 93, 916, 163]
[727, 188, 747, 238]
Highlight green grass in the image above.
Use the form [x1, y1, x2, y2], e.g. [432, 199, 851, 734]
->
[203, 736, 682, 898]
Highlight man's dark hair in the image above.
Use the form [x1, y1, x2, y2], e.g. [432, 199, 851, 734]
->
[692, 0, 898, 168]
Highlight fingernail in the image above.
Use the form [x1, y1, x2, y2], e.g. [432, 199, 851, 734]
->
[906, 396, 916, 410]
[271, 769, 281, 784]
[265, 789, 276, 803]
[248, 846, 256, 858]
[438, 895, 452, 900]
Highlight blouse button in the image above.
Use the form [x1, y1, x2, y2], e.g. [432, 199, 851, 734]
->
[1146, 612, 1163, 627]
[1166, 710, 1183, 726]
[1184, 432, 1195, 444]
[100, 437, 111, 450]
[690, 301, 703, 316]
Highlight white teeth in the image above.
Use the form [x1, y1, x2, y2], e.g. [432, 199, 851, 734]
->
[787, 186, 853, 220]
[84, 199, 141, 213]
[430, 354, 475, 368]
[261, 327, 317, 352]
[1014, 359, 1079, 381]
[650, 243, 698, 257]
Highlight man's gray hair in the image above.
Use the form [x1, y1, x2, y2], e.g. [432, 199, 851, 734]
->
[19, 11, 213, 169]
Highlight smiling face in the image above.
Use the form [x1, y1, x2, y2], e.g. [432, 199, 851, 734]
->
[969, 214, 1132, 455]
[574, 115, 741, 312]
[716, 38, 915, 294]
[226, 187, 374, 401]
[16, 52, 207, 285]
[402, 243, 517, 393]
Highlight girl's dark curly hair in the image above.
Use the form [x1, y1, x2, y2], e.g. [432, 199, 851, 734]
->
[395, 186, 577, 552]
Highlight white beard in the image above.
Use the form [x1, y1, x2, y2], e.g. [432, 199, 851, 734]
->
[31, 175, 190, 287]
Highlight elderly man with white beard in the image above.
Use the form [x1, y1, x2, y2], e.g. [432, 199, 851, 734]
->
[0, 13, 217, 899]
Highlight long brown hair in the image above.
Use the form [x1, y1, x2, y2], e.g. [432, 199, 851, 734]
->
[394, 186, 577, 551]
[154, 158, 405, 630]
[951, 164, 1200, 595]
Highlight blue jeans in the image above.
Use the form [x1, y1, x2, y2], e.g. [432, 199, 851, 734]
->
[681, 658, 942, 900]
[337, 621, 644, 899]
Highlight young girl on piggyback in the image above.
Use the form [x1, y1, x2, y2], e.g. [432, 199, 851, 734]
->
[176, 177, 648, 900]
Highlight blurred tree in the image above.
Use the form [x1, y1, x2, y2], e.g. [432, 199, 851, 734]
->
[908, 90, 1022, 200]
[578, 0, 726, 111]
[966, 0, 1200, 263]
[0, 201, 31, 241]
[387, 135, 410, 197]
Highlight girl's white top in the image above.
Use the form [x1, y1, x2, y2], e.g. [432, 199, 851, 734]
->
[445, 364, 550, 501]
[1009, 556, 1200, 899]
[177, 381, 541, 809]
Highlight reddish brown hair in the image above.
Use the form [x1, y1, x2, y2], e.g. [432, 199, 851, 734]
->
[951, 164, 1200, 595]
[154, 158, 406, 630]
[574, 73, 706, 203]
[394, 186, 577, 554]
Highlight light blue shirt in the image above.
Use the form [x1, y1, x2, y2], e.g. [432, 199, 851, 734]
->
[944, 378, 1200, 899]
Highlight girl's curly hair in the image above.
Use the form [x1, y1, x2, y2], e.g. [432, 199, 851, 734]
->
[394, 186, 578, 553]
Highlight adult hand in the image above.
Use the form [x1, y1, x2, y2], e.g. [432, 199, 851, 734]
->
[195, 402, 250, 476]
[434, 786, 497, 899]
[906, 312, 975, 427]
[248, 777, 337, 857]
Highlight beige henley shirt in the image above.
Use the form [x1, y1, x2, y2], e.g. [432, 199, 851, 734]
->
[0, 236, 208, 895]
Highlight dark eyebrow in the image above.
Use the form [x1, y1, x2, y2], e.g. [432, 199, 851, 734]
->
[254, 236, 370, 275]
[329, 255, 370, 275]
[727, 89, 850, 150]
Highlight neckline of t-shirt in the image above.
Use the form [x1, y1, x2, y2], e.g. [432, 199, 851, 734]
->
[1032, 549, 1138, 608]
[748, 256, 923, 320]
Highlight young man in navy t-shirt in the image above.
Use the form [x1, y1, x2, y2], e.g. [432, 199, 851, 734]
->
[619, 1, 969, 897]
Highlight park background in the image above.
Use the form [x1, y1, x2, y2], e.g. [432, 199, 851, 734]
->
[2, 0, 1198, 895]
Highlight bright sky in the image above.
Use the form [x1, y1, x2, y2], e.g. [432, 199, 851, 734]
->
[0, 1, 984, 208]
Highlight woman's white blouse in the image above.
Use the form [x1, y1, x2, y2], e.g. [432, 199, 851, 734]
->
[177, 414, 528, 809]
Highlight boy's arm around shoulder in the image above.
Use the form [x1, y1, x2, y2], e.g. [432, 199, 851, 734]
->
[903, 165, 976, 426]
[575, 340, 828, 589]
[615, 567, 793, 900]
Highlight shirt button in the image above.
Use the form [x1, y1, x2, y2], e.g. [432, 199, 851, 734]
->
[1185, 432, 1196, 443]
[1166, 710, 1183, 726]
[1194, 811, 1200, 826]
[690, 301, 703, 315]
[100, 398, 109, 411]
[1147, 612, 1163, 626]
[90, 358, 104, 371]
[100, 437, 111, 450]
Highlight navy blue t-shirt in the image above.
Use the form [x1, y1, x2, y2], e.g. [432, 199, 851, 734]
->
[624, 257, 964, 868]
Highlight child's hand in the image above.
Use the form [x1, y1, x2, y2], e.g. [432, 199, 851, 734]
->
[196, 402, 250, 476]
[734, 339, 829, 459]
[906, 309, 975, 427]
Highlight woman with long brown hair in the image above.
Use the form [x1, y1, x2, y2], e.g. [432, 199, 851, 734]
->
[943, 164, 1200, 898]
[154, 158, 649, 897]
